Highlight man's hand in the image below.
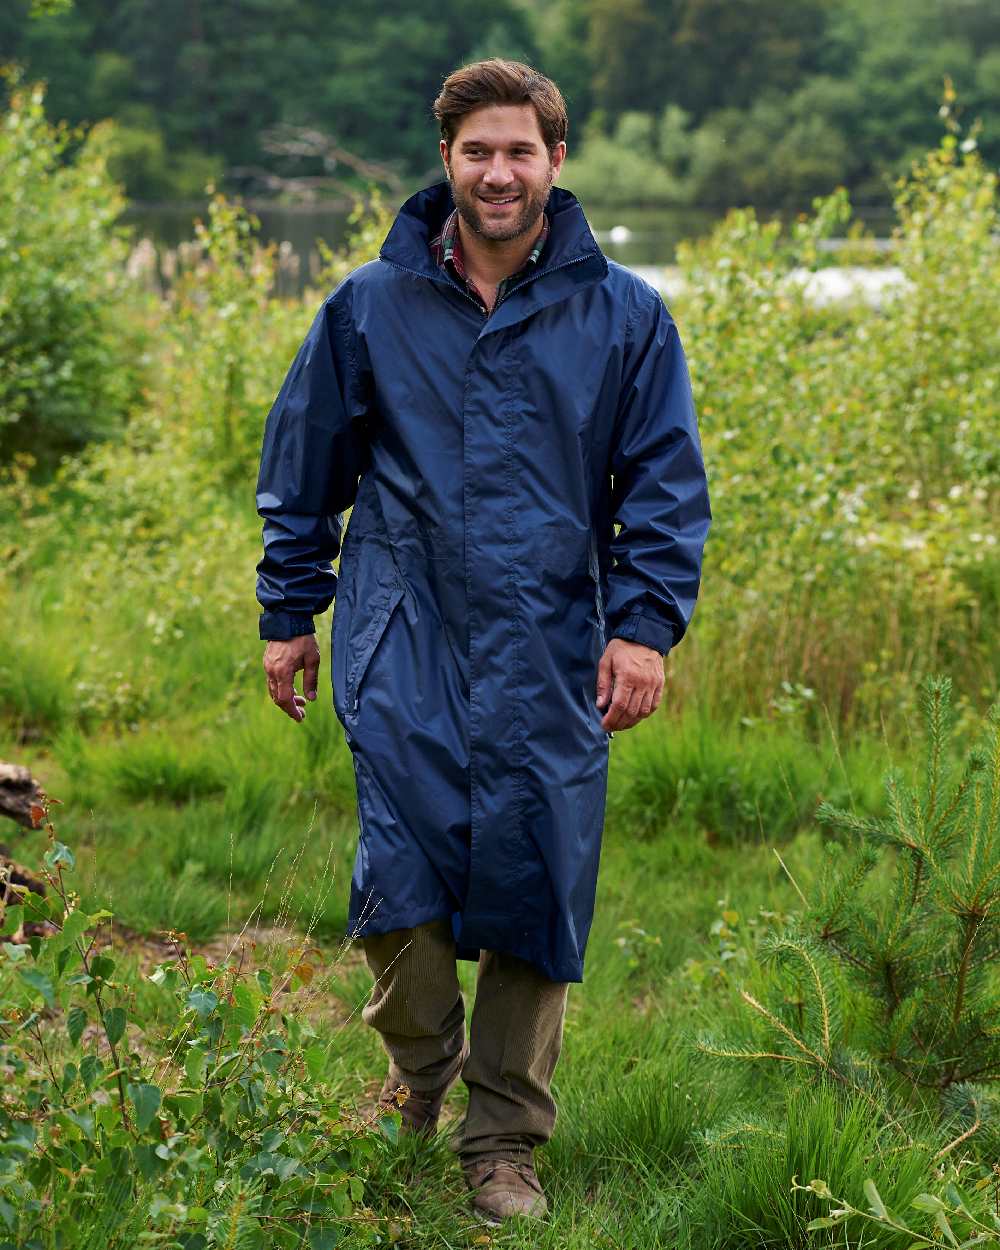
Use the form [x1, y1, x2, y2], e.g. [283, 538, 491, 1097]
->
[595, 637, 664, 732]
[263, 635, 321, 723]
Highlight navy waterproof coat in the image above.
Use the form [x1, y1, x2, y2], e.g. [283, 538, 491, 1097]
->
[255, 180, 711, 982]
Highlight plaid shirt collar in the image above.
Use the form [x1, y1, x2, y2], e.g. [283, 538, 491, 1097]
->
[429, 205, 550, 311]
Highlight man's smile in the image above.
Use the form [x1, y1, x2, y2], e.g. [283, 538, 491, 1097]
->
[478, 192, 520, 206]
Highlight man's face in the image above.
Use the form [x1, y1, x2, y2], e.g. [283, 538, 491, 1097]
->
[440, 104, 566, 244]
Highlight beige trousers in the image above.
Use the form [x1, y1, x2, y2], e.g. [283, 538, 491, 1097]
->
[361, 919, 569, 1162]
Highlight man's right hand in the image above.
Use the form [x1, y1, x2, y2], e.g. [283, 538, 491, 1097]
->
[263, 635, 321, 722]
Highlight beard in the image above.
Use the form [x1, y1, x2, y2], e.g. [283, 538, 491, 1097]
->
[446, 164, 554, 243]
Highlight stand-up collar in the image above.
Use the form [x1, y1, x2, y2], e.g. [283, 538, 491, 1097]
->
[379, 179, 607, 284]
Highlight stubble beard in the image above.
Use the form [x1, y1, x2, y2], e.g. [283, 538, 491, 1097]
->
[446, 164, 554, 243]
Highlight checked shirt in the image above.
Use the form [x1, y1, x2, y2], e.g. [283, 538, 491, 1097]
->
[429, 206, 550, 313]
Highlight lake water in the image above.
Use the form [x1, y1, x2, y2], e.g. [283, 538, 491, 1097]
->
[122, 199, 898, 297]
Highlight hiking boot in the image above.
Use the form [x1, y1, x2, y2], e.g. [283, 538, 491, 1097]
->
[376, 1044, 467, 1136]
[461, 1156, 548, 1223]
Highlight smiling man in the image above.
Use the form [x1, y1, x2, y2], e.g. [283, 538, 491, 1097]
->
[255, 59, 711, 1224]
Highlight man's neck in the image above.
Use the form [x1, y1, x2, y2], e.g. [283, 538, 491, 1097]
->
[457, 211, 543, 287]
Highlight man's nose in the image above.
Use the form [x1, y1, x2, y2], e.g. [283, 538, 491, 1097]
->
[482, 154, 515, 186]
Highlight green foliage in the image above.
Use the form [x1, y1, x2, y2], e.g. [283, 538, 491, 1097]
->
[0, 70, 143, 459]
[674, 118, 999, 728]
[794, 1170, 1000, 1248]
[0, 796, 390, 1247]
[4, 0, 999, 211]
[696, 675, 1000, 1170]
[681, 1086, 953, 1250]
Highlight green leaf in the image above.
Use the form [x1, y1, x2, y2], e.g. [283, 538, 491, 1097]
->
[18, 967, 55, 1008]
[309, 1229, 340, 1249]
[934, 1210, 959, 1247]
[89, 955, 115, 983]
[67, 1005, 87, 1046]
[0, 906, 24, 938]
[127, 1083, 162, 1134]
[185, 987, 218, 1017]
[103, 1006, 126, 1046]
[864, 1179, 888, 1220]
[58, 909, 90, 948]
[63, 1109, 95, 1141]
[80, 1054, 103, 1090]
[184, 1046, 207, 1086]
[806, 1217, 840, 1230]
[44, 842, 75, 871]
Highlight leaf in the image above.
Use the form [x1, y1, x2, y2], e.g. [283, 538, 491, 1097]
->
[103, 1006, 126, 1045]
[309, 1230, 340, 1249]
[806, 1217, 840, 1230]
[864, 1179, 888, 1220]
[912, 1193, 946, 1213]
[185, 987, 218, 1017]
[18, 967, 55, 1007]
[63, 1109, 95, 1141]
[0, 905, 23, 938]
[935, 1211, 959, 1247]
[67, 1005, 87, 1046]
[127, 1083, 162, 1134]
[80, 1054, 103, 1090]
[89, 955, 116, 983]
[44, 842, 75, 871]
[184, 1046, 207, 1086]
[58, 909, 90, 947]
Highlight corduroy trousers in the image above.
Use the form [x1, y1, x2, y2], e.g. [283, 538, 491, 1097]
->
[361, 919, 569, 1162]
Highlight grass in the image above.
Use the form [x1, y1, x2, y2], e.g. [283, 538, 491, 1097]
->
[6, 695, 990, 1247]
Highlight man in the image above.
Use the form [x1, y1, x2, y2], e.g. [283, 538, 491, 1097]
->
[255, 59, 711, 1224]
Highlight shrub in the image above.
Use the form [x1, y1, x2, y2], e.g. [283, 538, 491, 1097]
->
[696, 675, 1000, 1153]
[0, 70, 144, 460]
[0, 792, 390, 1247]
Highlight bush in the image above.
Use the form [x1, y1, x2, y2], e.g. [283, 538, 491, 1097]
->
[0, 794, 389, 1247]
[0, 70, 144, 460]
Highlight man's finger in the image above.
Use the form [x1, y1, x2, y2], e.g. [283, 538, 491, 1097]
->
[601, 682, 635, 732]
[636, 687, 655, 722]
[595, 652, 614, 709]
[273, 671, 304, 722]
[303, 650, 320, 702]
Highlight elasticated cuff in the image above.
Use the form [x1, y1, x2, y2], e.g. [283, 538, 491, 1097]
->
[259, 610, 316, 641]
[608, 611, 674, 656]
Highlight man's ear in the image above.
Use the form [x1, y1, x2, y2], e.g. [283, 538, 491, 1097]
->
[550, 140, 567, 181]
[439, 138, 450, 178]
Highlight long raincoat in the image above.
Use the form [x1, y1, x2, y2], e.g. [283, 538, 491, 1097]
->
[255, 180, 711, 982]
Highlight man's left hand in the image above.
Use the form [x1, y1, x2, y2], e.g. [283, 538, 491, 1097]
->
[596, 638, 664, 732]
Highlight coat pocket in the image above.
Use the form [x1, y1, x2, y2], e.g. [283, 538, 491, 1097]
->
[345, 581, 405, 717]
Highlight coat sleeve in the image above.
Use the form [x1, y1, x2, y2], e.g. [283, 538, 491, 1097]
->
[255, 289, 370, 641]
[604, 282, 712, 656]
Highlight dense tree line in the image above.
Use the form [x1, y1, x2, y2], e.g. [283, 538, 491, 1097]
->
[1, 0, 998, 208]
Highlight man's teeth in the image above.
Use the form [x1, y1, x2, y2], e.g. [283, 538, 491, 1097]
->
[482, 195, 518, 203]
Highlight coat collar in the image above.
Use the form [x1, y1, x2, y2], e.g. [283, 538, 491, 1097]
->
[378, 179, 609, 317]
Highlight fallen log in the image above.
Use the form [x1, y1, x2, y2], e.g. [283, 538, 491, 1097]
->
[0, 760, 45, 829]
[0, 761, 49, 937]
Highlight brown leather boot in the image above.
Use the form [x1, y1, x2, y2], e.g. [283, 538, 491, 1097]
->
[376, 1044, 467, 1136]
[461, 1156, 548, 1222]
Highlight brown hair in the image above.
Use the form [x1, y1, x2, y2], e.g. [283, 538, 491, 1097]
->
[433, 59, 568, 154]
